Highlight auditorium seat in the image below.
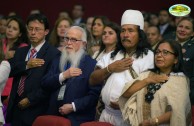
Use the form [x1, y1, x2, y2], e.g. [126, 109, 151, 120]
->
[32, 115, 71, 126]
[80, 121, 113, 126]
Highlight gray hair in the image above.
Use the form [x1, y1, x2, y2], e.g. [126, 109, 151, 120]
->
[64, 26, 87, 42]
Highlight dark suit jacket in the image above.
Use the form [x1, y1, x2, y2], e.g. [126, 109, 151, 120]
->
[182, 39, 194, 104]
[159, 24, 175, 38]
[41, 54, 102, 126]
[6, 42, 60, 125]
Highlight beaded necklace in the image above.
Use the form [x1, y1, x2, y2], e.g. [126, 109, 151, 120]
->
[145, 73, 170, 103]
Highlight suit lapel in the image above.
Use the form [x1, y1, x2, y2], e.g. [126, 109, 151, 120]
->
[22, 46, 31, 61]
[27, 42, 49, 77]
[36, 42, 49, 59]
[65, 55, 86, 90]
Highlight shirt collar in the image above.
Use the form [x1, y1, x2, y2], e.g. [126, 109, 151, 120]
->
[30, 40, 45, 52]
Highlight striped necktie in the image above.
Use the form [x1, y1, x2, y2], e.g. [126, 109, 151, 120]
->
[17, 48, 37, 96]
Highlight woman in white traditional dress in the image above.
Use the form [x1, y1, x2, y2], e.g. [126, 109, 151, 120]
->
[119, 39, 191, 126]
[92, 21, 122, 120]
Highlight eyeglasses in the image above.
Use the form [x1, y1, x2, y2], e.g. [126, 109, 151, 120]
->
[27, 27, 44, 33]
[64, 37, 83, 43]
[155, 49, 175, 56]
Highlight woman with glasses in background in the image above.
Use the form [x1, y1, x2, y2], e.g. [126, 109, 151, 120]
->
[119, 39, 191, 126]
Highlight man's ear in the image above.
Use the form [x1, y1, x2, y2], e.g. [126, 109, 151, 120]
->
[83, 41, 87, 46]
[44, 29, 49, 36]
[82, 42, 87, 50]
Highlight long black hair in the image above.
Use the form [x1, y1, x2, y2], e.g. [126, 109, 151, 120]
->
[119, 26, 151, 58]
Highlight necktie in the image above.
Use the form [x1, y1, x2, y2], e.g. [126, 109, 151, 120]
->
[17, 48, 37, 96]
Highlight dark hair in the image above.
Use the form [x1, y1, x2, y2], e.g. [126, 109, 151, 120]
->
[91, 16, 110, 38]
[159, 8, 170, 16]
[91, 16, 110, 28]
[148, 25, 161, 34]
[0, 39, 5, 62]
[151, 39, 184, 73]
[26, 14, 49, 30]
[120, 26, 151, 58]
[6, 16, 29, 50]
[94, 21, 124, 59]
[73, 4, 85, 12]
[0, 15, 7, 20]
[79, 23, 95, 55]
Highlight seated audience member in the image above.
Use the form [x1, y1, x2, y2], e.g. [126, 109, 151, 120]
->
[41, 26, 102, 126]
[119, 39, 191, 126]
[146, 26, 162, 50]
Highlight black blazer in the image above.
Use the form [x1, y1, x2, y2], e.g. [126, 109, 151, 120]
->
[6, 42, 60, 125]
[182, 39, 194, 104]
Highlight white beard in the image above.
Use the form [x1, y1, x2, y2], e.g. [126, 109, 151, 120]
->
[59, 47, 85, 72]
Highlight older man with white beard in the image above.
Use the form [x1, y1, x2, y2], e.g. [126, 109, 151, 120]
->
[41, 26, 102, 126]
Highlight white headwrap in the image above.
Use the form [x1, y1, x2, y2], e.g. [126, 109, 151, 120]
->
[121, 9, 144, 30]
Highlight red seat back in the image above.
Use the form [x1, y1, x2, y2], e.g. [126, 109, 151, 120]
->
[80, 121, 113, 126]
[32, 115, 71, 126]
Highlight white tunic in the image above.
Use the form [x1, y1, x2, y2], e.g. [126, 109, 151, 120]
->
[92, 50, 111, 61]
[96, 50, 154, 126]
[0, 61, 11, 125]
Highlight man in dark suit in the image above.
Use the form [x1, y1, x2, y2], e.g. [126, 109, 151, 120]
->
[6, 14, 60, 126]
[182, 38, 194, 104]
[158, 8, 175, 38]
[71, 4, 85, 25]
[41, 26, 102, 126]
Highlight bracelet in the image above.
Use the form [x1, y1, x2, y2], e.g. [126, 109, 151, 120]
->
[106, 65, 112, 74]
[155, 117, 159, 126]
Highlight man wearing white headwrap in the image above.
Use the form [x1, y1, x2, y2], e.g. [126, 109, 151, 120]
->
[90, 9, 154, 126]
